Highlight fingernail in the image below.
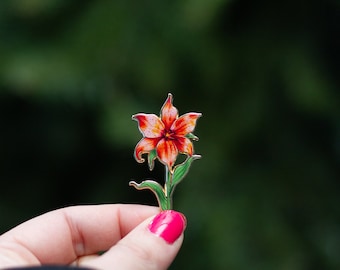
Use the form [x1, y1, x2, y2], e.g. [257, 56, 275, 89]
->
[148, 210, 186, 244]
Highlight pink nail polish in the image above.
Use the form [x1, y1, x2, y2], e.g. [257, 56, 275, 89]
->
[148, 210, 186, 244]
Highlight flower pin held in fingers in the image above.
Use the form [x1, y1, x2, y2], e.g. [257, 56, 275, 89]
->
[129, 93, 202, 210]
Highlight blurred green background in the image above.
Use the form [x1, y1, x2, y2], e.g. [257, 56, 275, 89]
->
[0, 0, 339, 269]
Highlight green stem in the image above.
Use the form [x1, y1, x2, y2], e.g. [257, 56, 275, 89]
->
[164, 166, 173, 210]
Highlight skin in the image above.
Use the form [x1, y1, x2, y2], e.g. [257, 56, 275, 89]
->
[0, 204, 184, 270]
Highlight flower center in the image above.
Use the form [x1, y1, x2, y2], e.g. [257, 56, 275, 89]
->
[163, 129, 175, 140]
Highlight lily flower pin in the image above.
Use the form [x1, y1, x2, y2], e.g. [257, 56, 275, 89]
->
[130, 93, 202, 210]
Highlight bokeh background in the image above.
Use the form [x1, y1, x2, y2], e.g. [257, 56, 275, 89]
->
[0, 0, 339, 269]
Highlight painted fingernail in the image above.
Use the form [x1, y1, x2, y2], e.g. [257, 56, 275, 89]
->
[148, 210, 186, 244]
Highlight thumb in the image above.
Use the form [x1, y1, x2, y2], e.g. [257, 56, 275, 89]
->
[83, 210, 186, 270]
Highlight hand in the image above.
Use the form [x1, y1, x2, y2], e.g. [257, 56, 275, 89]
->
[0, 204, 186, 270]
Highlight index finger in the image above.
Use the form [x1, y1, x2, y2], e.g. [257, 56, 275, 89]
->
[0, 204, 160, 266]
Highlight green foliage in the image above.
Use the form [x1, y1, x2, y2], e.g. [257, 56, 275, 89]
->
[171, 155, 201, 192]
[147, 149, 157, 171]
[129, 180, 167, 210]
[0, 0, 339, 269]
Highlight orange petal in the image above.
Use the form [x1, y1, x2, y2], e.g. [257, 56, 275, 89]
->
[171, 112, 202, 136]
[174, 136, 193, 155]
[161, 93, 178, 129]
[132, 113, 165, 138]
[134, 138, 159, 163]
[156, 139, 178, 169]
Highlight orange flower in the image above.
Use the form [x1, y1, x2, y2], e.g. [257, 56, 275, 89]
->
[132, 93, 201, 170]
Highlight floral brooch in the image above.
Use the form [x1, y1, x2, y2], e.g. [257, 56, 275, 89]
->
[129, 93, 202, 210]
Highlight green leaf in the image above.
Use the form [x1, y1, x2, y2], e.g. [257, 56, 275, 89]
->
[171, 154, 201, 187]
[147, 149, 157, 171]
[186, 133, 199, 141]
[129, 180, 168, 210]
